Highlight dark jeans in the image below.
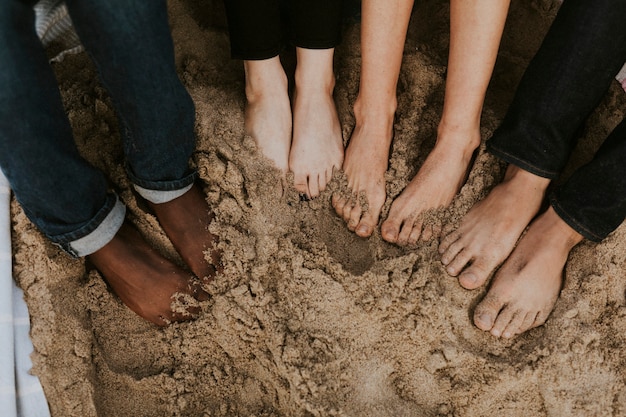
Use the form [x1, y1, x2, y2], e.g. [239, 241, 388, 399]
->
[223, 0, 344, 60]
[487, 0, 626, 242]
[0, 0, 197, 256]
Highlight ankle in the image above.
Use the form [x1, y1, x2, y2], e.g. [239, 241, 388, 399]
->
[353, 96, 397, 136]
[543, 207, 585, 249]
[504, 164, 549, 186]
[436, 119, 482, 152]
[244, 59, 288, 103]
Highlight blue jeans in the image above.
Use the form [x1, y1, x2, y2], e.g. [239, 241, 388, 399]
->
[0, 0, 197, 256]
[487, 0, 626, 242]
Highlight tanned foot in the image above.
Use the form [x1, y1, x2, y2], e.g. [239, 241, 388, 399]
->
[473, 206, 584, 338]
[331, 108, 393, 237]
[380, 127, 480, 246]
[244, 57, 292, 174]
[87, 222, 209, 326]
[149, 183, 221, 281]
[438, 165, 550, 290]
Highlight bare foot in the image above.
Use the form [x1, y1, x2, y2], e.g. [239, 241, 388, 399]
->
[381, 126, 480, 246]
[290, 48, 343, 198]
[331, 104, 393, 237]
[88, 222, 209, 326]
[438, 165, 550, 289]
[473, 206, 584, 338]
[149, 183, 221, 281]
[244, 57, 292, 174]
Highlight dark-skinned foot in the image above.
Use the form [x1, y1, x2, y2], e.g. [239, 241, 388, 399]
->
[149, 183, 221, 281]
[88, 222, 209, 326]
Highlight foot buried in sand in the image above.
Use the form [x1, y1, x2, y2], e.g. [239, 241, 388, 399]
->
[473, 206, 584, 338]
[149, 183, 222, 281]
[380, 134, 478, 246]
[331, 117, 392, 237]
[87, 222, 210, 326]
[438, 165, 550, 290]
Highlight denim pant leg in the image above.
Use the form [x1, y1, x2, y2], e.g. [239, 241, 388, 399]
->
[550, 119, 626, 242]
[65, 0, 197, 203]
[0, 0, 123, 257]
[487, 0, 626, 179]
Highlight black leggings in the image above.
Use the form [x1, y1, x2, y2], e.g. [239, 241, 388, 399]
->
[223, 0, 343, 60]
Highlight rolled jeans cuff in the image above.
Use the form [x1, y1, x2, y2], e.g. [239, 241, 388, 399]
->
[66, 196, 126, 257]
[549, 195, 603, 243]
[128, 167, 197, 204]
[487, 141, 560, 180]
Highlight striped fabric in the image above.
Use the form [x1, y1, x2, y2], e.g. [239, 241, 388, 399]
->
[34, 0, 83, 62]
[0, 172, 50, 417]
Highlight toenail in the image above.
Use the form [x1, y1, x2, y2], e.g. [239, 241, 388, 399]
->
[491, 329, 501, 337]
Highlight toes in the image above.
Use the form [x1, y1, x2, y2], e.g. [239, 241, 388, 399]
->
[396, 220, 417, 246]
[332, 193, 347, 214]
[473, 293, 503, 332]
[457, 260, 492, 289]
[381, 218, 402, 243]
[347, 204, 363, 232]
[308, 175, 321, 199]
[293, 172, 309, 197]
[443, 246, 472, 277]
[190, 279, 210, 302]
[501, 311, 526, 339]
[408, 223, 424, 246]
[490, 306, 515, 338]
[532, 310, 550, 330]
[439, 230, 461, 255]
[419, 224, 433, 242]
[355, 210, 378, 237]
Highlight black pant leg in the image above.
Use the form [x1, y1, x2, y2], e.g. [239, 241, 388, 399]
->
[487, 0, 626, 179]
[223, 0, 282, 59]
[286, 0, 343, 49]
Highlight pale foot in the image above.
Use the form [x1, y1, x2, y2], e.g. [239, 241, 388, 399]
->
[473, 206, 584, 338]
[438, 165, 550, 289]
[88, 222, 209, 326]
[244, 57, 292, 174]
[381, 127, 479, 246]
[290, 83, 343, 198]
[331, 107, 393, 237]
[149, 183, 221, 281]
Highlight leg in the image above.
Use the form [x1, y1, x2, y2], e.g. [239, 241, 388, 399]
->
[332, 0, 414, 237]
[66, 0, 221, 281]
[380, 0, 510, 245]
[475, 118, 626, 338]
[289, 0, 344, 198]
[291, 47, 343, 198]
[223, 0, 292, 175]
[0, 0, 113, 248]
[242, 56, 292, 174]
[439, 0, 626, 289]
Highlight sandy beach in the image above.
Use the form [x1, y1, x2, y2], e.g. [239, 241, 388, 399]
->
[12, 0, 626, 415]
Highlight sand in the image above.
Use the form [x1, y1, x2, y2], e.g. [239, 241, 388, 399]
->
[12, 0, 626, 416]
